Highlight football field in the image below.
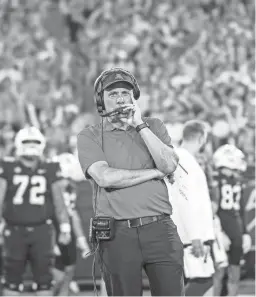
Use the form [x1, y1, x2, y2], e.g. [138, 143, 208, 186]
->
[78, 279, 255, 296]
[18, 278, 254, 296]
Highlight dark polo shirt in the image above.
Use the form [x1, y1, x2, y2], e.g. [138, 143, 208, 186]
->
[77, 117, 173, 219]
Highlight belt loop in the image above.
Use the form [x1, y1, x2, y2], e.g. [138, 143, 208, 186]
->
[139, 218, 142, 226]
[127, 220, 131, 228]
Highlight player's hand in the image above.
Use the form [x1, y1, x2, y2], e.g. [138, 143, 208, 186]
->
[58, 231, 71, 245]
[54, 244, 61, 256]
[119, 94, 143, 128]
[242, 234, 252, 254]
[191, 239, 205, 258]
[77, 236, 91, 258]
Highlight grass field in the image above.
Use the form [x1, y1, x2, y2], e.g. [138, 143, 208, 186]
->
[77, 278, 255, 296]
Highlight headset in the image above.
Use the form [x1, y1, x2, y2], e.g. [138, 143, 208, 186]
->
[94, 68, 140, 115]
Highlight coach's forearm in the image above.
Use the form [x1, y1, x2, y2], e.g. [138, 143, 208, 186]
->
[100, 168, 160, 188]
[51, 180, 70, 225]
[138, 127, 179, 174]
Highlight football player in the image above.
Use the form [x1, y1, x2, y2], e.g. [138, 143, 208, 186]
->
[0, 126, 71, 296]
[52, 153, 91, 296]
[212, 144, 251, 296]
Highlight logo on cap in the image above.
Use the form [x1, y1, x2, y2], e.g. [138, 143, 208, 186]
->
[115, 74, 124, 80]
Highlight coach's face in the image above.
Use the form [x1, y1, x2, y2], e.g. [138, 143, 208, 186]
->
[103, 87, 133, 120]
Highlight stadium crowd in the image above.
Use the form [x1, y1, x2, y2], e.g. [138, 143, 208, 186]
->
[0, 0, 255, 166]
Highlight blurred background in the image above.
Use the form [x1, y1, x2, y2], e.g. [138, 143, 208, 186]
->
[0, 0, 255, 294]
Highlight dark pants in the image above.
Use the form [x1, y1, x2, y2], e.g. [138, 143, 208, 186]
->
[99, 216, 184, 296]
[2, 222, 54, 288]
[218, 213, 243, 265]
[185, 277, 213, 296]
[55, 229, 77, 271]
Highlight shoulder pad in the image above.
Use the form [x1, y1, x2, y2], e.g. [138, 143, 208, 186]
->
[212, 170, 220, 178]
[3, 156, 15, 162]
[45, 158, 58, 164]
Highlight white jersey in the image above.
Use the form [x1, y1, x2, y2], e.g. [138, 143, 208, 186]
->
[166, 148, 215, 244]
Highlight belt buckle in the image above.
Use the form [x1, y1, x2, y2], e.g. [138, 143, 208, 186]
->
[127, 218, 143, 228]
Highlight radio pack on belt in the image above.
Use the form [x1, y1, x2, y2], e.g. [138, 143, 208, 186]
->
[89, 216, 115, 243]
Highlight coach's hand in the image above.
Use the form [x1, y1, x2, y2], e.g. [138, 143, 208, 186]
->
[119, 94, 143, 127]
[58, 231, 71, 245]
[191, 239, 205, 258]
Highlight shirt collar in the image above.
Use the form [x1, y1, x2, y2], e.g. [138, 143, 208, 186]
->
[103, 118, 133, 131]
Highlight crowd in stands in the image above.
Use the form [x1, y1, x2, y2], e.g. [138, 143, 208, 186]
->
[0, 0, 255, 169]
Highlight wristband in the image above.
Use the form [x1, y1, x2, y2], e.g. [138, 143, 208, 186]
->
[136, 122, 149, 132]
[60, 223, 71, 233]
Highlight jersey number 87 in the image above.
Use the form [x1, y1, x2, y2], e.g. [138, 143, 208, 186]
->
[13, 175, 46, 205]
[221, 184, 241, 211]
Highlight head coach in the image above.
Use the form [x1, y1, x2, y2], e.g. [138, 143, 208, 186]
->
[77, 68, 184, 296]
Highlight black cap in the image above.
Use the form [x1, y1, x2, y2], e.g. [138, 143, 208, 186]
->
[101, 72, 134, 91]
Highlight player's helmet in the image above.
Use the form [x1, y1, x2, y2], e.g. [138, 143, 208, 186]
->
[54, 153, 85, 182]
[15, 126, 46, 157]
[213, 144, 247, 172]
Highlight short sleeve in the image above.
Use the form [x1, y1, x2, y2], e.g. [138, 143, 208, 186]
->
[77, 129, 107, 179]
[0, 159, 10, 180]
[0, 160, 4, 178]
[49, 162, 64, 183]
[147, 118, 173, 148]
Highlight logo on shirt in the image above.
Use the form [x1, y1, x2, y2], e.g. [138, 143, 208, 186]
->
[37, 169, 46, 174]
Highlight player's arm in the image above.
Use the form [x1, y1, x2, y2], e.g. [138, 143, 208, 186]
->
[51, 180, 71, 233]
[71, 209, 91, 256]
[70, 209, 84, 238]
[209, 176, 220, 215]
[239, 186, 249, 234]
[240, 185, 252, 253]
[71, 210, 90, 248]
[0, 177, 7, 222]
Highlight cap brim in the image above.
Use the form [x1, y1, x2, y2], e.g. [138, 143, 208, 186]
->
[103, 80, 133, 90]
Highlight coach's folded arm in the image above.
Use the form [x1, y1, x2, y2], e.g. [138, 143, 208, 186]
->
[87, 161, 165, 189]
[138, 125, 179, 175]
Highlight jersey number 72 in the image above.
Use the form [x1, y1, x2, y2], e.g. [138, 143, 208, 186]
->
[13, 175, 46, 205]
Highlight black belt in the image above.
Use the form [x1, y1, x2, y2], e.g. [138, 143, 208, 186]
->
[115, 214, 169, 228]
